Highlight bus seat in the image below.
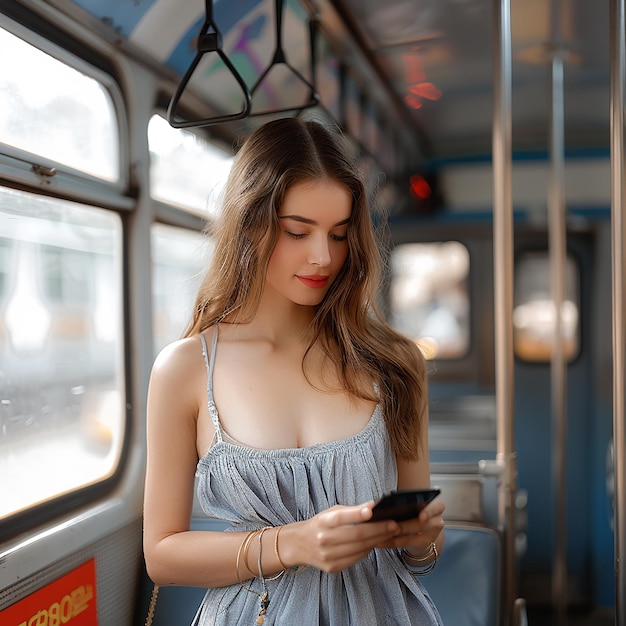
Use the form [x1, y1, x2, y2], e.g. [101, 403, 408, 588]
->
[422, 523, 501, 626]
[431, 467, 499, 527]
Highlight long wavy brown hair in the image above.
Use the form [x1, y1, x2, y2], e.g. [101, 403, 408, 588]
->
[184, 117, 427, 461]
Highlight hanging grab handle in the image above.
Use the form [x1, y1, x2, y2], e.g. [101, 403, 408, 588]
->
[249, 0, 319, 117]
[167, 0, 251, 128]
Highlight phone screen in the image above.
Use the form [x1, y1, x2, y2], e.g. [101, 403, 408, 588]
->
[369, 488, 441, 522]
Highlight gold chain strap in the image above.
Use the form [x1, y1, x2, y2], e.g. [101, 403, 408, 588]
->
[145, 584, 160, 626]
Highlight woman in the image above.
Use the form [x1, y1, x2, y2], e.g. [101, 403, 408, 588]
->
[143, 117, 445, 625]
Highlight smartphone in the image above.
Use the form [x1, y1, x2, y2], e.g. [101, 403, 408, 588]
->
[369, 488, 441, 522]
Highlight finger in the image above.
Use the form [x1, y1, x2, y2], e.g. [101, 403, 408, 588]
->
[311, 526, 395, 571]
[318, 518, 400, 549]
[312, 524, 400, 562]
[317, 547, 373, 573]
[379, 527, 442, 551]
[419, 500, 446, 522]
[320, 502, 376, 528]
[395, 513, 444, 537]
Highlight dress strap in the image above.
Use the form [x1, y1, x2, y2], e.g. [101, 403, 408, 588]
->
[199, 326, 223, 443]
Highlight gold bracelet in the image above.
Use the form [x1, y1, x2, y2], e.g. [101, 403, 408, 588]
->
[237, 530, 258, 583]
[256, 528, 270, 625]
[242, 529, 263, 577]
[260, 527, 285, 582]
[274, 526, 288, 571]
[401, 542, 439, 575]
[235, 529, 279, 625]
[402, 542, 437, 563]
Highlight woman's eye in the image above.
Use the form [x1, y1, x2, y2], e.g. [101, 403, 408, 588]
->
[285, 230, 347, 241]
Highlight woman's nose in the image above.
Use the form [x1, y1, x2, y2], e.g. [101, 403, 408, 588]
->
[308, 235, 331, 267]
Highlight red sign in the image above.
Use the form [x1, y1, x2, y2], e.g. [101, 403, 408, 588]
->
[0, 558, 98, 626]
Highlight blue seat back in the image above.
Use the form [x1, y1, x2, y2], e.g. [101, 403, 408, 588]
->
[422, 523, 501, 626]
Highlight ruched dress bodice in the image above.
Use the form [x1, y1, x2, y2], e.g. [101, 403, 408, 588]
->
[192, 328, 443, 626]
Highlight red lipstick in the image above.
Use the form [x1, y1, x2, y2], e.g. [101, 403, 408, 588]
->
[297, 274, 329, 289]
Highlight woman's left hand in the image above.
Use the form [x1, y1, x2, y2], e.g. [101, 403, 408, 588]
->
[375, 498, 445, 554]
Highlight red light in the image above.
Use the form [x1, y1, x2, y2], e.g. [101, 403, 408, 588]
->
[404, 93, 423, 109]
[408, 82, 442, 101]
[410, 174, 432, 200]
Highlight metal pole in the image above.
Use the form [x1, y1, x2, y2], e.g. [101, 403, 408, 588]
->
[492, 0, 517, 623]
[548, 37, 568, 626]
[609, 0, 626, 623]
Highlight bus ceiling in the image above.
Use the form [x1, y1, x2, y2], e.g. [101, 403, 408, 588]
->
[30, 1, 611, 168]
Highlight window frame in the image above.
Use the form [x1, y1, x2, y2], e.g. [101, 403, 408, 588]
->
[0, 19, 132, 540]
[0, 16, 130, 203]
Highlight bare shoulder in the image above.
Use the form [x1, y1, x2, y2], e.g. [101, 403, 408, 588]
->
[148, 329, 215, 416]
[152, 326, 217, 377]
[153, 334, 200, 375]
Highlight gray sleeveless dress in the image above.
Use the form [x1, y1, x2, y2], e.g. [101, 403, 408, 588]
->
[192, 328, 443, 625]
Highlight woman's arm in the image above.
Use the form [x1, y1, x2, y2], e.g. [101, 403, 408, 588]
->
[379, 407, 445, 559]
[143, 336, 224, 587]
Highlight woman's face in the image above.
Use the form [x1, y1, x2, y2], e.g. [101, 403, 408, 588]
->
[265, 178, 351, 308]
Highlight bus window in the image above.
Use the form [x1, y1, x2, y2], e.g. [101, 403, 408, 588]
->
[151, 224, 211, 355]
[148, 115, 233, 217]
[389, 241, 470, 359]
[513, 251, 580, 362]
[0, 189, 124, 519]
[0, 25, 120, 182]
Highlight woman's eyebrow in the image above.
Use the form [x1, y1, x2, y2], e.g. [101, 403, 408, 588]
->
[279, 215, 350, 227]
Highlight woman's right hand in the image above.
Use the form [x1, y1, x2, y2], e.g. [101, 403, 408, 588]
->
[280, 502, 400, 573]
